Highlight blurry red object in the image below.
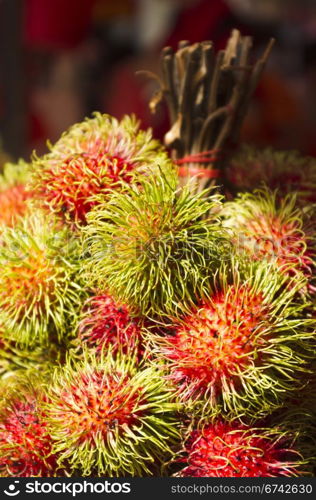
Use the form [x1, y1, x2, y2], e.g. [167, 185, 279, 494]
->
[24, 0, 95, 50]
[165, 0, 233, 50]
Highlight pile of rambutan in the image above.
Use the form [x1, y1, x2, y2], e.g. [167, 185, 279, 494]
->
[0, 52, 316, 479]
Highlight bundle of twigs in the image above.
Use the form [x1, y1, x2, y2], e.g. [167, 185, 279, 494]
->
[139, 30, 274, 192]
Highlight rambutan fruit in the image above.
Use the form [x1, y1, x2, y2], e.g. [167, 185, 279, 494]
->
[0, 210, 86, 346]
[0, 382, 59, 477]
[175, 420, 308, 477]
[78, 293, 143, 357]
[0, 160, 34, 227]
[32, 113, 165, 225]
[226, 145, 316, 204]
[149, 261, 315, 420]
[44, 350, 180, 476]
[82, 164, 228, 319]
[222, 188, 315, 287]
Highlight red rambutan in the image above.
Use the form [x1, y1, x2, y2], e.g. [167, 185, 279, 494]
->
[222, 189, 315, 287]
[0, 161, 33, 228]
[0, 185, 32, 227]
[226, 146, 316, 205]
[164, 285, 267, 397]
[32, 113, 165, 224]
[78, 293, 143, 356]
[150, 261, 314, 419]
[176, 420, 304, 477]
[44, 350, 180, 476]
[0, 389, 58, 477]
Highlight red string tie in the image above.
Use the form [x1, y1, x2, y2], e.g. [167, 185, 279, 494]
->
[175, 149, 221, 178]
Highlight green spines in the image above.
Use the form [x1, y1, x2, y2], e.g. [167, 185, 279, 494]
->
[82, 163, 229, 319]
[43, 349, 180, 476]
[0, 209, 87, 347]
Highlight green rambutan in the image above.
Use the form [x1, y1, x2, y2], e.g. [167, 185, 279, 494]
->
[0, 160, 34, 228]
[0, 382, 59, 477]
[222, 188, 315, 288]
[0, 210, 86, 346]
[78, 293, 143, 357]
[226, 145, 316, 204]
[175, 420, 308, 477]
[32, 113, 165, 225]
[149, 261, 315, 420]
[44, 350, 180, 476]
[82, 164, 228, 319]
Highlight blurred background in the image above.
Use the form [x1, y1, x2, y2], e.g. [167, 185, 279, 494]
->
[1, 0, 316, 161]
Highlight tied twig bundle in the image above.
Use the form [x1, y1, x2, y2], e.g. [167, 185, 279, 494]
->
[137, 30, 274, 192]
